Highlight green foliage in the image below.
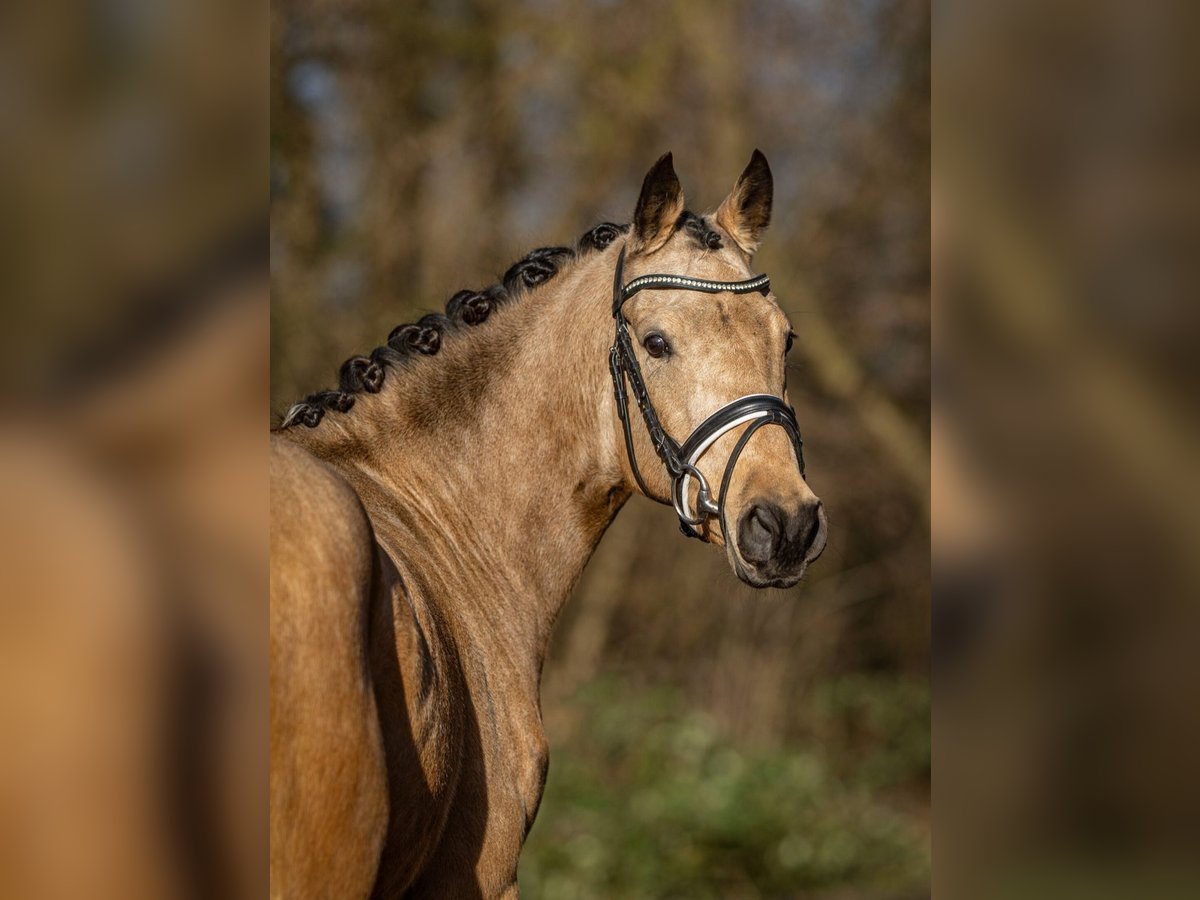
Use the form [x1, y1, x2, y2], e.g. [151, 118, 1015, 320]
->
[520, 677, 929, 899]
[810, 674, 932, 794]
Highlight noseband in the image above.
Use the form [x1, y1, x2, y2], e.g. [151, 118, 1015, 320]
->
[608, 246, 806, 540]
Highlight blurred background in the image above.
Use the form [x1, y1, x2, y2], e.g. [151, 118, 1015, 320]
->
[934, 1, 1200, 897]
[1, 3, 267, 899]
[271, 1, 931, 897]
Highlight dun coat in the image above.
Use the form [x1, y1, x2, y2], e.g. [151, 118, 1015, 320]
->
[270, 152, 826, 898]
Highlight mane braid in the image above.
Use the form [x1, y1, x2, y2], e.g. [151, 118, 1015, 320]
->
[677, 210, 723, 250]
[277, 221, 631, 429]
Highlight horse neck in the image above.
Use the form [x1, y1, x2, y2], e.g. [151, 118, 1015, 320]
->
[310, 247, 630, 677]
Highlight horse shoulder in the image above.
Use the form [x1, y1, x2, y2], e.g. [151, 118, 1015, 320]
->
[269, 436, 389, 900]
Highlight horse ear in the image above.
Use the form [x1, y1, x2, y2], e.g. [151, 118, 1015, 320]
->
[632, 152, 685, 254]
[715, 149, 773, 256]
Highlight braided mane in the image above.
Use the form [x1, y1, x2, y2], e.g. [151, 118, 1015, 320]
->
[278, 210, 723, 430]
[278, 222, 629, 429]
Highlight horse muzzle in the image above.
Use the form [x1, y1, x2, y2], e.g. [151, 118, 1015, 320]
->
[732, 498, 827, 588]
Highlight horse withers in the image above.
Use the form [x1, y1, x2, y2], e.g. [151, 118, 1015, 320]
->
[270, 150, 827, 898]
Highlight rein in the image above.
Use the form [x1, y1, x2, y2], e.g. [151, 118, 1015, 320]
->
[608, 245, 806, 540]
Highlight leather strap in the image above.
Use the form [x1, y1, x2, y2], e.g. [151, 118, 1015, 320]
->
[609, 245, 806, 540]
[675, 393, 805, 522]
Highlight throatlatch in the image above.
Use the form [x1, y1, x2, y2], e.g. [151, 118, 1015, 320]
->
[608, 246, 806, 541]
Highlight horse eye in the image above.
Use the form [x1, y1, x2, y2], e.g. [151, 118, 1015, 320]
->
[643, 333, 669, 358]
[785, 330, 795, 354]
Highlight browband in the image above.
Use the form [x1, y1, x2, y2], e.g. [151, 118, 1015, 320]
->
[615, 271, 771, 312]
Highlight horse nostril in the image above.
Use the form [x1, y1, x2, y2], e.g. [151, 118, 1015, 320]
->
[798, 501, 826, 560]
[738, 503, 784, 566]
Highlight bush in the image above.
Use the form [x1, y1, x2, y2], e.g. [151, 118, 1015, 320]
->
[520, 677, 929, 899]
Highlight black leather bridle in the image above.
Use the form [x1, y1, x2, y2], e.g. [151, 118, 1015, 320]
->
[608, 246, 806, 540]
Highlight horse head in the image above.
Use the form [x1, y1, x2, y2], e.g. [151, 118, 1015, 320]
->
[612, 151, 827, 587]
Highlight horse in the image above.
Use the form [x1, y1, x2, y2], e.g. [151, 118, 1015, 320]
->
[270, 150, 828, 898]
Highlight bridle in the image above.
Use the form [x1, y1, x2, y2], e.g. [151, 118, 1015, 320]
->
[608, 245, 806, 541]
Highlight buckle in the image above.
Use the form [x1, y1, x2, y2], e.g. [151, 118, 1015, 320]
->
[672, 462, 716, 526]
